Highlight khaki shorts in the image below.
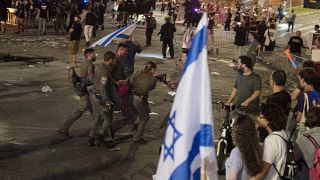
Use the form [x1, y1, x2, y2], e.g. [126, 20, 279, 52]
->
[70, 41, 79, 55]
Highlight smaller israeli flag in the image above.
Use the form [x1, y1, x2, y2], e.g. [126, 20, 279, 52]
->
[90, 22, 138, 48]
[155, 13, 218, 180]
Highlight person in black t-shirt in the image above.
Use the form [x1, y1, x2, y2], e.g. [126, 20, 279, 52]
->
[69, 15, 83, 66]
[36, 0, 49, 35]
[15, 1, 25, 34]
[234, 21, 247, 61]
[266, 70, 292, 116]
[258, 70, 292, 142]
[286, 31, 306, 57]
[224, 8, 232, 31]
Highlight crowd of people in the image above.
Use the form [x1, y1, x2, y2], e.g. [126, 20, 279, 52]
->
[222, 50, 320, 179]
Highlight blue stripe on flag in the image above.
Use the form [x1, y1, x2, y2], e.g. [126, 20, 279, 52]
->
[182, 27, 207, 75]
[169, 130, 201, 180]
[101, 26, 127, 46]
[116, 34, 130, 39]
[200, 124, 213, 147]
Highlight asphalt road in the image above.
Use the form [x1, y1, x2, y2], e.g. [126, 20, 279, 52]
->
[0, 9, 319, 180]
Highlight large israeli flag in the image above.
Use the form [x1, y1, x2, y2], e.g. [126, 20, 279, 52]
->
[155, 13, 218, 180]
[90, 22, 138, 48]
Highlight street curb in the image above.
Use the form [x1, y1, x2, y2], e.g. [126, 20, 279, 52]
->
[298, 10, 320, 16]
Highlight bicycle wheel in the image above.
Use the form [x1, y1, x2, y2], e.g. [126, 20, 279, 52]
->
[216, 141, 227, 175]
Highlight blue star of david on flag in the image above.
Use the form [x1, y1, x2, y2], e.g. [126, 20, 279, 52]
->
[163, 111, 182, 161]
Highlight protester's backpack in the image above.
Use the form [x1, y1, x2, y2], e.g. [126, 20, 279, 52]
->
[272, 133, 298, 180]
[149, 17, 157, 29]
[68, 67, 87, 96]
[304, 134, 320, 180]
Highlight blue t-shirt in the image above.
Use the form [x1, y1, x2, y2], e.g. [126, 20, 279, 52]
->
[225, 147, 249, 180]
[295, 90, 319, 113]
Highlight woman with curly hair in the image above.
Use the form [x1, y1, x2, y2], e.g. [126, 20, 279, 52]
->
[225, 115, 263, 179]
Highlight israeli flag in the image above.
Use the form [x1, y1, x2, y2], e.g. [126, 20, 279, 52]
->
[90, 22, 138, 48]
[155, 13, 218, 180]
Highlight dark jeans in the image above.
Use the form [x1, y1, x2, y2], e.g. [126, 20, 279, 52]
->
[288, 21, 294, 32]
[145, 28, 153, 45]
[162, 40, 174, 58]
[224, 22, 231, 31]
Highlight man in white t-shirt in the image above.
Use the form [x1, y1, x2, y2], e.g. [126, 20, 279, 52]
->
[263, 129, 287, 180]
[250, 103, 288, 180]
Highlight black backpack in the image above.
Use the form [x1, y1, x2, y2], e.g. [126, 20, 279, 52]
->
[68, 68, 87, 96]
[272, 133, 298, 180]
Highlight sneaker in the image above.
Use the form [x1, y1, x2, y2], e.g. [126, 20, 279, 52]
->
[57, 129, 71, 138]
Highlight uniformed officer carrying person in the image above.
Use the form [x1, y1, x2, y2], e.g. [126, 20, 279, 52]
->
[127, 61, 158, 144]
[57, 48, 96, 138]
[88, 51, 117, 147]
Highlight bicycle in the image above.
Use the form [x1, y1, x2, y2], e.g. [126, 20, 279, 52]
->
[215, 100, 236, 175]
[215, 101, 249, 175]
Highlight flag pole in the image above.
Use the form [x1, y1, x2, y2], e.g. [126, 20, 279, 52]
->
[201, 157, 208, 180]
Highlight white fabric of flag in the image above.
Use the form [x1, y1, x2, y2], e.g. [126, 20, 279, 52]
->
[155, 13, 218, 180]
[90, 22, 137, 48]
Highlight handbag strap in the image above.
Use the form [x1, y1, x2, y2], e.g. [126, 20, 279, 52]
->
[304, 133, 320, 149]
[301, 93, 309, 123]
[268, 29, 272, 41]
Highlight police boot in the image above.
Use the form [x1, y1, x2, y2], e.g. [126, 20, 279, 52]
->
[88, 136, 95, 147]
[95, 134, 114, 148]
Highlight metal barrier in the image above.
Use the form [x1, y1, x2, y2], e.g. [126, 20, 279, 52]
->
[210, 29, 235, 49]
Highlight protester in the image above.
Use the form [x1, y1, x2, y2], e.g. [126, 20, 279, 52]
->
[182, 26, 192, 50]
[145, 11, 157, 47]
[256, 20, 268, 51]
[123, 37, 142, 77]
[294, 68, 319, 135]
[161, 1, 166, 15]
[246, 32, 260, 66]
[84, 6, 97, 47]
[234, 21, 247, 61]
[287, 9, 297, 33]
[225, 115, 262, 180]
[158, 17, 176, 59]
[294, 107, 320, 179]
[267, 70, 292, 116]
[286, 31, 306, 58]
[224, 8, 232, 31]
[226, 55, 262, 117]
[251, 103, 288, 180]
[0, 0, 9, 32]
[37, 0, 49, 35]
[69, 15, 83, 66]
[264, 23, 277, 51]
[257, 70, 292, 142]
[15, 0, 26, 34]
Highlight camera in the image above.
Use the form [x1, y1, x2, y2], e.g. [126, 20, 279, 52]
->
[155, 73, 167, 84]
